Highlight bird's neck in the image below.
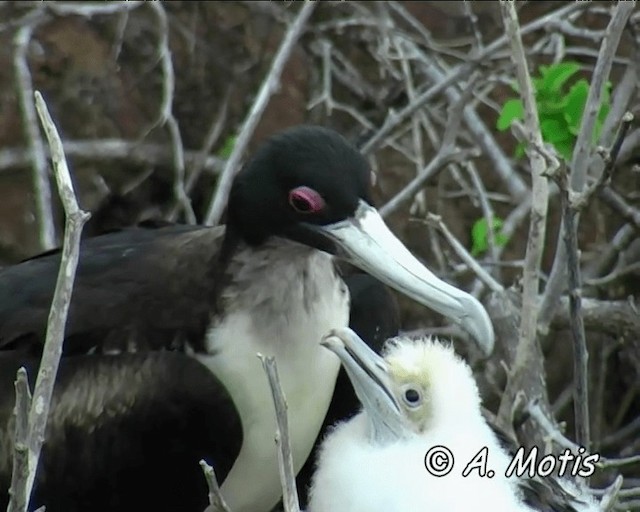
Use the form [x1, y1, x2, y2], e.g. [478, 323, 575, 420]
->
[200, 238, 350, 512]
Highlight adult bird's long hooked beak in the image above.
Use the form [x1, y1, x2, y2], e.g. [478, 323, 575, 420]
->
[313, 201, 494, 355]
[321, 327, 404, 442]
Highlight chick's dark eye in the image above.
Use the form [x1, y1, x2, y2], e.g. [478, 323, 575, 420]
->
[404, 388, 421, 406]
[288, 186, 325, 214]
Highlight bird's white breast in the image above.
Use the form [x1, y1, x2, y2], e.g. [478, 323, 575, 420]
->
[309, 414, 534, 512]
[198, 240, 349, 512]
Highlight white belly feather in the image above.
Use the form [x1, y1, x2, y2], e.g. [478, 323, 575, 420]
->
[197, 241, 349, 512]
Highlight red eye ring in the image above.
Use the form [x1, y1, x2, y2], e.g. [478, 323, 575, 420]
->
[288, 186, 325, 214]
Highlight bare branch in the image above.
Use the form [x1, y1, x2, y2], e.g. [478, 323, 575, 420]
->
[204, 1, 317, 226]
[7, 91, 91, 511]
[45, 1, 142, 17]
[548, 165, 590, 450]
[199, 460, 231, 512]
[422, 213, 504, 294]
[167, 89, 232, 222]
[148, 1, 195, 224]
[258, 355, 301, 512]
[13, 19, 56, 251]
[497, 1, 551, 437]
[540, 1, 636, 334]
[379, 147, 478, 218]
[6, 370, 31, 512]
[599, 475, 623, 512]
[572, 2, 636, 192]
[0, 140, 224, 177]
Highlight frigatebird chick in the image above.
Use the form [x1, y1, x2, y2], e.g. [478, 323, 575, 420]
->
[311, 328, 534, 512]
[311, 329, 600, 512]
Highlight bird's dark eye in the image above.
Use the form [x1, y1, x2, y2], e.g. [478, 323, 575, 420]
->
[403, 387, 421, 407]
[288, 186, 325, 214]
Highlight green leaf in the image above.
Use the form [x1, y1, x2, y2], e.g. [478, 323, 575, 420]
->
[554, 139, 575, 161]
[538, 97, 568, 115]
[597, 81, 612, 124]
[539, 62, 581, 95]
[564, 79, 589, 135]
[515, 142, 526, 159]
[497, 99, 524, 131]
[216, 135, 237, 159]
[541, 117, 571, 144]
[471, 217, 508, 257]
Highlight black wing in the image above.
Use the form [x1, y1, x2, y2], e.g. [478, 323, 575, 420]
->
[0, 224, 224, 355]
[0, 351, 242, 512]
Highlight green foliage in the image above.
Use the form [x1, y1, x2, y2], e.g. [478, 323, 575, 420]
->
[217, 135, 237, 159]
[471, 217, 509, 257]
[496, 61, 611, 161]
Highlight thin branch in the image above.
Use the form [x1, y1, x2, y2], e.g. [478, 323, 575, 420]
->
[497, 1, 551, 434]
[549, 165, 591, 450]
[599, 475, 624, 512]
[258, 355, 301, 512]
[363, 1, 588, 160]
[6, 370, 31, 512]
[45, 1, 142, 17]
[204, 1, 317, 226]
[0, 140, 224, 177]
[148, 1, 195, 224]
[199, 460, 231, 512]
[527, 400, 580, 453]
[167, 89, 232, 221]
[421, 213, 504, 294]
[379, 147, 478, 218]
[539, 1, 636, 334]
[527, 400, 640, 469]
[13, 19, 56, 251]
[7, 91, 91, 512]
[598, 187, 640, 231]
[572, 2, 636, 192]
[579, 112, 635, 206]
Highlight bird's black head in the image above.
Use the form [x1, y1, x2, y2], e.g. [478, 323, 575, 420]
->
[226, 125, 373, 251]
[225, 125, 495, 354]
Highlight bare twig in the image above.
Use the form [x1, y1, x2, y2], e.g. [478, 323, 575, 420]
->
[45, 1, 142, 17]
[527, 400, 580, 453]
[572, 3, 636, 192]
[204, 1, 317, 226]
[551, 297, 640, 338]
[547, 165, 591, 450]
[13, 20, 56, 251]
[6, 91, 91, 512]
[167, 89, 232, 221]
[421, 213, 504, 294]
[464, 160, 500, 273]
[497, 1, 551, 435]
[0, 140, 224, 177]
[364, 1, 588, 162]
[258, 354, 301, 512]
[580, 112, 635, 205]
[7, 370, 31, 512]
[597, 187, 640, 231]
[379, 147, 478, 218]
[599, 475, 624, 512]
[148, 1, 195, 224]
[199, 460, 231, 512]
[377, 7, 529, 201]
[540, 1, 636, 333]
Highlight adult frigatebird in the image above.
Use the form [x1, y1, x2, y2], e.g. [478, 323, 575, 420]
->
[0, 125, 493, 512]
[311, 328, 598, 512]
